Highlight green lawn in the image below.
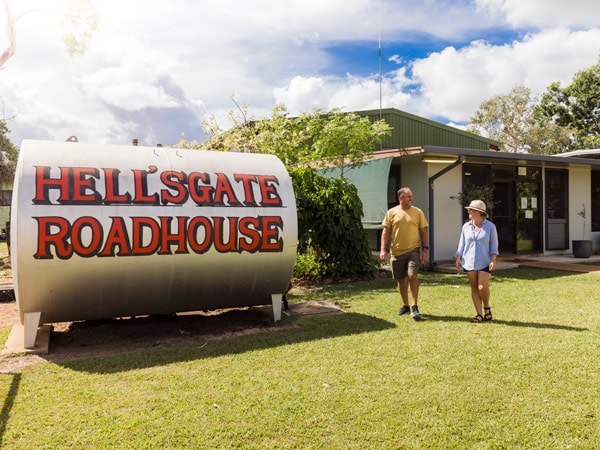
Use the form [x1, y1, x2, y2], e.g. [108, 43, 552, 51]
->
[1, 268, 599, 448]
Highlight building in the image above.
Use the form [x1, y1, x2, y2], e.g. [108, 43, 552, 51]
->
[0, 182, 11, 234]
[324, 109, 600, 265]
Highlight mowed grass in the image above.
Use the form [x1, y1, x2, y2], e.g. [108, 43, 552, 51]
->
[1, 268, 599, 449]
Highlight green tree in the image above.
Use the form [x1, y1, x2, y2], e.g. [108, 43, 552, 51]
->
[311, 108, 391, 177]
[291, 167, 375, 278]
[194, 94, 260, 152]
[0, 120, 18, 183]
[185, 102, 388, 279]
[467, 86, 535, 153]
[247, 104, 317, 165]
[194, 101, 391, 174]
[534, 57, 600, 149]
[525, 120, 575, 155]
[467, 85, 576, 155]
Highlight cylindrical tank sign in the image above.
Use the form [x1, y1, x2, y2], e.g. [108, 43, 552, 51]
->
[11, 140, 297, 327]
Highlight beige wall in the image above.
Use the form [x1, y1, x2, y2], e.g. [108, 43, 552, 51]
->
[567, 166, 598, 251]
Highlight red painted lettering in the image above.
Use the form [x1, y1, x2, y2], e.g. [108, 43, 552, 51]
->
[160, 171, 188, 205]
[131, 217, 160, 255]
[103, 168, 131, 204]
[234, 174, 259, 206]
[213, 216, 237, 252]
[34, 214, 286, 258]
[238, 216, 261, 252]
[99, 217, 132, 256]
[132, 166, 159, 204]
[187, 216, 212, 253]
[257, 175, 282, 206]
[213, 173, 242, 206]
[34, 216, 72, 259]
[33, 166, 71, 205]
[71, 216, 103, 257]
[158, 216, 188, 254]
[72, 167, 101, 204]
[189, 172, 213, 205]
[260, 216, 283, 251]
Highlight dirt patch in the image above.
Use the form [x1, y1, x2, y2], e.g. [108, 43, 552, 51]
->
[0, 301, 301, 373]
[0, 245, 350, 373]
[0, 300, 18, 329]
[0, 247, 300, 373]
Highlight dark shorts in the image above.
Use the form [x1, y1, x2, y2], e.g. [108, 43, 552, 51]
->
[464, 266, 491, 274]
[390, 249, 421, 280]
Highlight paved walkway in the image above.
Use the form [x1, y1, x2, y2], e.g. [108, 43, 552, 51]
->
[502, 255, 600, 273]
[432, 254, 600, 274]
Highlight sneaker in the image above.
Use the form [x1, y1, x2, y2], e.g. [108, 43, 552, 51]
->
[397, 305, 411, 316]
[411, 306, 422, 320]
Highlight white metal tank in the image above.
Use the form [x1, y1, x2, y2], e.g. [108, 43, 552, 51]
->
[11, 140, 297, 348]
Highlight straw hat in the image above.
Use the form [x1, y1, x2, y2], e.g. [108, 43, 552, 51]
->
[465, 199, 487, 216]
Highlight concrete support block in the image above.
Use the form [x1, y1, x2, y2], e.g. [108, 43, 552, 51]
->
[23, 312, 41, 349]
[271, 293, 282, 322]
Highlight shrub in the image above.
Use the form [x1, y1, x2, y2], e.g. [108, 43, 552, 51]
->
[290, 167, 376, 279]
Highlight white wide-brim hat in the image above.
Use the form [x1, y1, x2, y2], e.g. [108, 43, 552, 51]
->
[465, 199, 487, 216]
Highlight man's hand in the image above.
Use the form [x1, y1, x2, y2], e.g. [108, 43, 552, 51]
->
[379, 249, 387, 261]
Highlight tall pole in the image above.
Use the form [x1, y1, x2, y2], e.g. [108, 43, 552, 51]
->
[378, 0, 382, 121]
[378, 0, 383, 151]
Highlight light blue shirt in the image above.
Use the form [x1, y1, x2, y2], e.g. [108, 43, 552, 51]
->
[455, 219, 499, 271]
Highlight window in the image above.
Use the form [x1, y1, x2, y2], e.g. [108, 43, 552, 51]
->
[462, 164, 492, 220]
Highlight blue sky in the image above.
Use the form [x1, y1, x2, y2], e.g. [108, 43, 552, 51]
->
[326, 28, 526, 78]
[1, 0, 599, 148]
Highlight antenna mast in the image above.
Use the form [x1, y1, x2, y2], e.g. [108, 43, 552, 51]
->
[378, 0, 382, 120]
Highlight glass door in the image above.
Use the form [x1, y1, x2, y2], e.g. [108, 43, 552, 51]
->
[516, 167, 541, 253]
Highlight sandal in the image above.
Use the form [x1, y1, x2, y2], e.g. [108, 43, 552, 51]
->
[484, 307, 493, 321]
[471, 314, 483, 323]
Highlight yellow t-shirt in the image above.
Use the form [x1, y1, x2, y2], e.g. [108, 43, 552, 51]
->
[382, 206, 428, 256]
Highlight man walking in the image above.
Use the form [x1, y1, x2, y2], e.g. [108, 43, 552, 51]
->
[380, 187, 429, 319]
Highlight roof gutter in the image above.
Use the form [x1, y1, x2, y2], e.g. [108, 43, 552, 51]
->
[427, 155, 464, 265]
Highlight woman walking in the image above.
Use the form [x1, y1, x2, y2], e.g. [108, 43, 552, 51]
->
[455, 200, 499, 323]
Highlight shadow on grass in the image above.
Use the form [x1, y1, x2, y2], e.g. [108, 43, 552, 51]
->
[46, 309, 395, 374]
[423, 314, 588, 331]
[0, 373, 20, 445]
[491, 268, 589, 282]
[390, 268, 585, 288]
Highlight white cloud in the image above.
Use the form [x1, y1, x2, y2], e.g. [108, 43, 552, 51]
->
[408, 28, 600, 122]
[273, 76, 328, 112]
[0, 0, 599, 146]
[328, 75, 382, 111]
[477, 0, 600, 28]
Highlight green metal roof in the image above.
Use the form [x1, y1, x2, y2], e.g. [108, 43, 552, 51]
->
[357, 108, 502, 151]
